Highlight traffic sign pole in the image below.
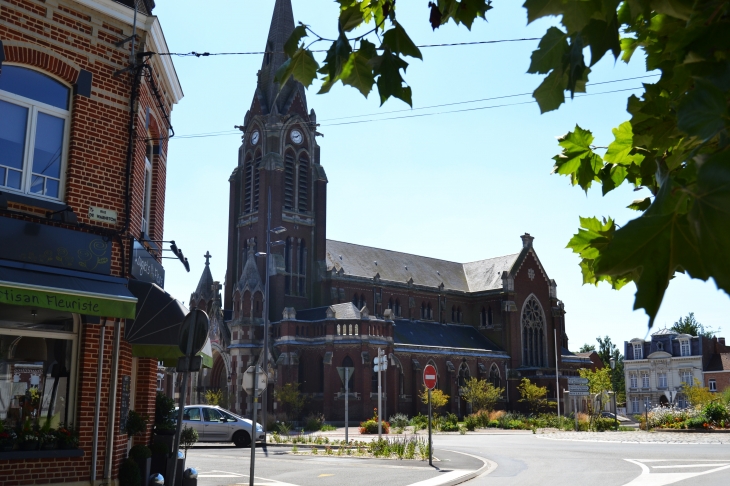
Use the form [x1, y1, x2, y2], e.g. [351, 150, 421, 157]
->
[428, 389, 432, 467]
[422, 364, 437, 467]
[345, 367, 350, 445]
[377, 348, 383, 439]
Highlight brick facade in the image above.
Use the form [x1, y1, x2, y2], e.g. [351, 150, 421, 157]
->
[1, 0, 181, 484]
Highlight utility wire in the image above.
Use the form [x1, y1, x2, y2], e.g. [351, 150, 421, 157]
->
[155, 37, 542, 57]
[172, 75, 656, 140]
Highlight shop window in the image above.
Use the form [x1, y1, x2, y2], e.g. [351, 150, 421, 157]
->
[0, 66, 70, 201]
[0, 304, 78, 429]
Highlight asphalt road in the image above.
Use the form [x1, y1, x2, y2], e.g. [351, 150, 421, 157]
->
[185, 432, 730, 486]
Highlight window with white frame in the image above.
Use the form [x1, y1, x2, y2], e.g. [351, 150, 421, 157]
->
[680, 339, 691, 357]
[141, 140, 153, 234]
[681, 370, 693, 386]
[657, 372, 667, 388]
[633, 342, 643, 359]
[0, 303, 79, 428]
[0, 66, 70, 201]
[631, 396, 639, 414]
[641, 371, 650, 388]
[709, 379, 717, 392]
[678, 395, 687, 408]
[630, 373, 638, 388]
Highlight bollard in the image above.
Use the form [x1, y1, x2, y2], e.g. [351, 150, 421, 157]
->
[150, 474, 164, 486]
[182, 468, 198, 486]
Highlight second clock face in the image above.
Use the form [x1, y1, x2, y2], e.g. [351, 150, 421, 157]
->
[251, 130, 260, 145]
[290, 129, 303, 144]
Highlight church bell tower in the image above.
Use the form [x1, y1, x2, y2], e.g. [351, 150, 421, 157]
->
[224, 0, 328, 324]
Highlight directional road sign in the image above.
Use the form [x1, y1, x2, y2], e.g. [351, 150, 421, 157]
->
[423, 364, 437, 390]
[568, 385, 590, 392]
[567, 377, 589, 385]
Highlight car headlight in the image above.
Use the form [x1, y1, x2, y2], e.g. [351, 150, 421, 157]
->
[256, 425, 263, 432]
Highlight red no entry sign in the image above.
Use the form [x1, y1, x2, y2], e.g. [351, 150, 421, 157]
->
[423, 364, 437, 390]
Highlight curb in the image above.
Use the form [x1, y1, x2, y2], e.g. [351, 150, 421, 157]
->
[425, 449, 495, 486]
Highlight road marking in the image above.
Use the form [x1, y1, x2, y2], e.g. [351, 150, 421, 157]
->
[623, 459, 730, 485]
[406, 470, 467, 486]
[318, 474, 334, 477]
[652, 464, 729, 469]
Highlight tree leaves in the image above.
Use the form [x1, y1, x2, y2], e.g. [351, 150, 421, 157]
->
[340, 40, 377, 96]
[552, 125, 604, 191]
[676, 79, 728, 140]
[534, 70, 566, 113]
[382, 21, 423, 60]
[528, 27, 568, 74]
[604, 122, 643, 166]
[372, 48, 412, 106]
[275, 48, 319, 88]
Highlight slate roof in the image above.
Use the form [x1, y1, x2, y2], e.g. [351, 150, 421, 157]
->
[393, 320, 503, 352]
[706, 353, 730, 372]
[192, 261, 214, 302]
[325, 240, 520, 293]
[652, 328, 679, 336]
[295, 303, 363, 321]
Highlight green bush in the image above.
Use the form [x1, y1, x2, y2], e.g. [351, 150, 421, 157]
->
[125, 410, 148, 438]
[304, 413, 325, 432]
[703, 402, 730, 424]
[359, 419, 390, 434]
[685, 416, 708, 429]
[592, 417, 616, 432]
[410, 414, 428, 430]
[487, 420, 499, 428]
[464, 414, 478, 431]
[180, 426, 199, 456]
[154, 392, 176, 434]
[119, 458, 141, 486]
[128, 445, 151, 461]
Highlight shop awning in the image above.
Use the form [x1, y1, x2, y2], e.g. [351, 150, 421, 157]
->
[0, 261, 137, 319]
[126, 279, 212, 368]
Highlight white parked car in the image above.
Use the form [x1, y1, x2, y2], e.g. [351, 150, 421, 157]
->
[179, 405, 264, 447]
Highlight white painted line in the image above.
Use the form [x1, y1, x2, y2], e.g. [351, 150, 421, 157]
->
[406, 470, 468, 486]
[623, 459, 730, 485]
[651, 464, 729, 469]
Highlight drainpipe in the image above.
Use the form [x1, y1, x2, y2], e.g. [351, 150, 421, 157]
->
[91, 323, 106, 484]
[103, 319, 122, 479]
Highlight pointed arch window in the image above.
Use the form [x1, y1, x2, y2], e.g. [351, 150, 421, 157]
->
[489, 364, 501, 388]
[352, 294, 358, 307]
[359, 294, 365, 309]
[298, 153, 309, 212]
[298, 239, 307, 296]
[480, 307, 486, 327]
[521, 295, 546, 367]
[243, 153, 253, 213]
[395, 299, 401, 317]
[458, 362, 470, 387]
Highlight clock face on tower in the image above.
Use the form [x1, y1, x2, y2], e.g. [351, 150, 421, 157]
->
[251, 130, 260, 145]
[290, 129, 303, 144]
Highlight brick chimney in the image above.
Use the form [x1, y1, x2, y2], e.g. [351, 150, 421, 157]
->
[521, 233, 534, 248]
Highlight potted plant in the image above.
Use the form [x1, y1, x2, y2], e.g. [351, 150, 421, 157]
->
[180, 426, 198, 458]
[18, 427, 40, 451]
[152, 392, 176, 456]
[0, 421, 17, 452]
[129, 444, 152, 486]
[119, 458, 141, 486]
[149, 441, 169, 477]
[40, 418, 57, 450]
[55, 425, 79, 450]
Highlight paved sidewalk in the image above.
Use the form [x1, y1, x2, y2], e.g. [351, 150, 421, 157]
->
[536, 430, 730, 444]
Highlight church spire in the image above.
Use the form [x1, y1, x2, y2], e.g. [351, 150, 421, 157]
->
[253, 0, 308, 117]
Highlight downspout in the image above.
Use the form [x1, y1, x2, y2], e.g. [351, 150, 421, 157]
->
[90, 322, 106, 484]
[103, 319, 122, 479]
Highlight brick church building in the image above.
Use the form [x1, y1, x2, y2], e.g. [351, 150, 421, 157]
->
[190, 0, 592, 422]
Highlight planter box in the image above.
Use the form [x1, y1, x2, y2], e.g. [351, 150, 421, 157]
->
[0, 449, 84, 461]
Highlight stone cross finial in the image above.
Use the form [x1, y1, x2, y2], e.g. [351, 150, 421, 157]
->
[204, 251, 212, 265]
[211, 281, 222, 294]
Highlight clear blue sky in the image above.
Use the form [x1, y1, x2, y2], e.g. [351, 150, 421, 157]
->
[154, 0, 729, 352]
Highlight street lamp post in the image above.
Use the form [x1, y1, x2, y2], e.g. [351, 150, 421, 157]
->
[255, 188, 286, 443]
[610, 357, 618, 430]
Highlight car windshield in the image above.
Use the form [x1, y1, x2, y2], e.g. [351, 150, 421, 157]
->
[219, 409, 238, 422]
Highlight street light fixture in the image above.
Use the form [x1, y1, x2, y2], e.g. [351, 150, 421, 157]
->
[610, 357, 618, 430]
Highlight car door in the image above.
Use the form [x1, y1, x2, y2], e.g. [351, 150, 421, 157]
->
[202, 407, 230, 442]
[183, 407, 205, 440]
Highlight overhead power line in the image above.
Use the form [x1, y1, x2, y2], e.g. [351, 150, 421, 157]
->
[171, 74, 658, 140]
[155, 37, 542, 57]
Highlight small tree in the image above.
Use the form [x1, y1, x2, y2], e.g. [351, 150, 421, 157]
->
[125, 410, 148, 438]
[579, 344, 596, 353]
[671, 313, 719, 338]
[461, 377, 503, 412]
[578, 367, 613, 424]
[517, 378, 555, 414]
[204, 389, 223, 406]
[420, 387, 449, 413]
[685, 378, 714, 407]
[274, 383, 307, 420]
[180, 426, 198, 458]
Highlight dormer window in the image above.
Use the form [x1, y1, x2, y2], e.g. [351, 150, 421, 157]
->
[656, 341, 663, 351]
[633, 342, 643, 360]
[680, 338, 691, 357]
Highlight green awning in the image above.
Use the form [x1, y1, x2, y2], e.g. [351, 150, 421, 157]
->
[0, 264, 136, 319]
[132, 338, 213, 368]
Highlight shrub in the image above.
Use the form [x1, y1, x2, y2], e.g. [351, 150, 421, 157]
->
[119, 458, 141, 486]
[488, 410, 506, 422]
[592, 417, 615, 432]
[125, 410, 148, 438]
[154, 392, 176, 435]
[685, 416, 708, 429]
[204, 389, 224, 406]
[359, 419, 390, 434]
[128, 445, 151, 461]
[487, 420, 499, 428]
[389, 413, 409, 429]
[320, 424, 337, 431]
[436, 413, 459, 432]
[180, 426, 199, 456]
[703, 402, 730, 425]
[304, 413, 325, 431]
[410, 414, 428, 430]
[464, 414, 478, 431]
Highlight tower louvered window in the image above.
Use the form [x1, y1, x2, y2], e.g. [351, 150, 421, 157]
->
[284, 152, 295, 210]
[243, 154, 253, 213]
[285, 237, 292, 295]
[297, 153, 309, 212]
[298, 240, 307, 296]
[253, 152, 261, 211]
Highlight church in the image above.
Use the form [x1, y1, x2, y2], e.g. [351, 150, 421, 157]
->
[186, 0, 592, 422]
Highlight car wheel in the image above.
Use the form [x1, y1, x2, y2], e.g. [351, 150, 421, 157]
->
[233, 431, 251, 448]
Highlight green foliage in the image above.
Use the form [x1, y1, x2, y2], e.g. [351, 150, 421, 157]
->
[671, 312, 719, 338]
[686, 378, 714, 407]
[517, 378, 555, 413]
[204, 389, 224, 406]
[464, 414, 478, 431]
[409, 414, 428, 430]
[579, 343, 595, 352]
[274, 383, 307, 420]
[284, 1, 730, 329]
[420, 387, 449, 412]
[154, 392, 176, 434]
[303, 413, 326, 432]
[125, 410, 148, 437]
[703, 402, 730, 424]
[119, 458, 141, 486]
[180, 426, 199, 457]
[592, 417, 616, 432]
[436, 413, 459, 432]
[461, 377, 504, 412]
[595, 336, 626, 404]
[389, 413, 409, 429]
[128, 445, 151, 461]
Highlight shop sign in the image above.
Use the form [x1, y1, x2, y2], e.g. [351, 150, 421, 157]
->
[0, 284, 136, 319]
[119, 376, 131, 433]
[131, 240, 165, 287]
[0, 216, 112, 275]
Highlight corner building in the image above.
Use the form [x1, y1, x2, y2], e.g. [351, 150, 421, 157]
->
[195, 0, 592, 422]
